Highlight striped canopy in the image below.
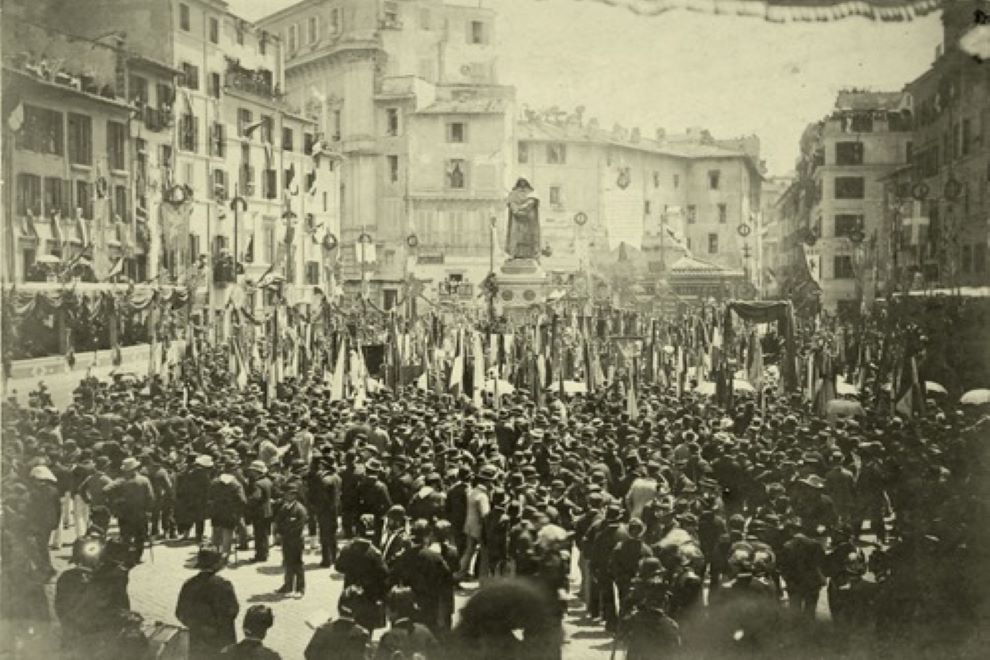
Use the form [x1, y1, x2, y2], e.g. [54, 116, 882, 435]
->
[563, 0, 942, 22]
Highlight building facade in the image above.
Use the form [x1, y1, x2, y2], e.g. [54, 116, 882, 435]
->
[259, 0, 510, 306]
[20, 0, 341, 316]
[802, 91, 913, 315]
[899, 2, 990, 290]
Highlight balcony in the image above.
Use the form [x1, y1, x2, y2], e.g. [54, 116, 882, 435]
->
[224, 57, 279, 100]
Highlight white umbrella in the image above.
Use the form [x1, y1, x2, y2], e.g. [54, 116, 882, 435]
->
[484, 378, 515, 395]
[693, 379, 753, 396]
[960, 388, 990, 405]
[550, 380, 587, 394]
[925, 381, 947, 396]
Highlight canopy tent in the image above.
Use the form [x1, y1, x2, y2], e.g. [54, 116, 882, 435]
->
[724, 300, 799, 392]
[565, 0, 940, 22]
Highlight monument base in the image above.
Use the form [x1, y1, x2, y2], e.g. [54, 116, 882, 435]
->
[496, 259, 549, 318]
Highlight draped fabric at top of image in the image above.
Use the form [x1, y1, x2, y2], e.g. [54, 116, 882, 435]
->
[566, 0, 942, 21]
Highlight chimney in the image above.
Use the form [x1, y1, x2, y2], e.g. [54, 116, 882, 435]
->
[655, 128, 666, 142]
[630, 127, 641, 143]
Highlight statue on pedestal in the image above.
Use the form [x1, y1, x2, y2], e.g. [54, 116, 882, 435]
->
[505, 178, 541, 263]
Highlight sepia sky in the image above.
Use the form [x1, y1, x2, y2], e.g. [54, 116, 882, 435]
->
[231, 0, 942, 175]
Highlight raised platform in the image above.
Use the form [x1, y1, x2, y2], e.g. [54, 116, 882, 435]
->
[496, 259, 549, 317]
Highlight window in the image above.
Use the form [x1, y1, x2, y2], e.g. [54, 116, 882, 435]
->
[718, 203, 727, 224]
[446, 122, 466, 143]
[386, 108, 400, 136]
[209, 72, 222, 99]
[262, 169, 277, 199]
[18, 105, 64, 156]
[707, 233, 719, 254]
[212, 169, 227, 199]
[446, 159, 466, 189]
[546, 143, 566, 164]
[834, 214, 863, 238]
[130, 76, 149, 105]
[101, 121, 125, 172]
[708, 170, 720, 190]
[75, 181, 93, 219]
[384, 1, 399, 25]
[240, 163, 255, 197]
[67, 113, 92, 165]
[156, 83, 173, 110]
[653, 171, 660, 188]
[179, 113, 198, 152]
[211, 122, 226, 157]
[209, 17, 219, 43]
[160, 144, 173, 171]
[834, 176, 865, 199]
[288, 24, 298, 52]
[180, 62, 199, 90]
[549, 186, 562, 206]
[188, 234, 201, 263]
[308, 16, 318, 43]
[305, 261, 320, 285]
[323, 191, 328, 212]
[850, 113, 873, 132]
[644, 200, 651, 215]
[836, 141, 864, 165]
[420, 9, 431, 29]
[113, 184, 128, 221]
[329, 8, 341, 34]
[304, 132, 315, 154]
[516, 142, 529, 164]
[687, 205, 697, 224]
[905, 141, 913, 163]
[42, 177, 70, 218]
[282, 127, 294, 151]
[833, 255, 855, 279]
[469, 20, 487, 44]
[237, 25, 245, 46]
[260, 115, 273, 144]
[179, 3, 190, 31]
[237, 108, 253, 136]
[332, 110, 341, 140]
[387, 155, 399, 183]
[673, 174, 680, 189]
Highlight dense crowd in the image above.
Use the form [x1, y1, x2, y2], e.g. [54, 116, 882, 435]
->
[1, 353, 987, 660]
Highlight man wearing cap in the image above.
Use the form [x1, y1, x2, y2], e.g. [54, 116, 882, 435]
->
[106, 456, 156, 563]
[177, 455, 214, 543]
[176, 543, 240, 659]
[245, 461, 274, 563]
[275, 483, 309, 598]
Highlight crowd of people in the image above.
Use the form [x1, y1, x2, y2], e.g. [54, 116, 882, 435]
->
[1, 346, 987, 659]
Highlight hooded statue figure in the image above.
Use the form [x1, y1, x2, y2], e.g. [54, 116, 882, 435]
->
[505, 178, 541, 261]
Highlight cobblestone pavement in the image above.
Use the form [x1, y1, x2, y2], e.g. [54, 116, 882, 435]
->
[47, 531, 617, 660]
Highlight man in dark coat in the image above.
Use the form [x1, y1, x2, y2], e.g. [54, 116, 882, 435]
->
[356, 459, 392, 538]
[147, 453, 176, 540]
[308, 453, 341, 567]
[245, 461, 274, 562]
[177, 455, 214, 542]
[274, 483, 308, 597]
[220, 604, 281, 659]
[778, 517, 826, 620]
[609, 517, 653, 611]
[336, 514, 389, 633]
[176, 543, 240, 660]
[304, 586, 370, 660]
[106, 457, 156, 563]
[381, 504, 412, 568]
[26, 465, 62, 576]
[444, 466, 471, 557]
[389, 520, 454, 635]
[375, 585, 439, 660]
[590, 503, 629, 632]
[208, 460, 247, 558]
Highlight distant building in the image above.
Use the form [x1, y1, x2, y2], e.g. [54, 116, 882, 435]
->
[801, 90, 913, 316]
[897, 1, 990, 290]
[758, 175, 795, 297]
[515, 117, 763, 299]
[259, 0, 511, 307]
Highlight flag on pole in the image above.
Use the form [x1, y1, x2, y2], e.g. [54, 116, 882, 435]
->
[7, 102, 24, 132]
[449, 331, 464, 395]
[472, 332, 485, 408]
[747, 331, 764, 393]
[330, 335, 347, 401]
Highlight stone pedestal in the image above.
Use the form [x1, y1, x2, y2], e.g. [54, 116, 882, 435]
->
[496, 258, 549, 319]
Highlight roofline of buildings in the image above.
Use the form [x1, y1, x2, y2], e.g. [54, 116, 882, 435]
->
[128, 54, 182, 76]
[4, 66, 133, 112]
[255, 0, 325, 26]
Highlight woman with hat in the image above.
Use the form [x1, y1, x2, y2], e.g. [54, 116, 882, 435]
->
[176, 543, 240, 659]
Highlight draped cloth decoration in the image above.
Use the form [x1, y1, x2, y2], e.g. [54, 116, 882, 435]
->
[567, 0, 941, 22]
[723, 300, 798, 392]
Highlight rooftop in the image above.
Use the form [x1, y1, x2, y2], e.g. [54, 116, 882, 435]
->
[834, 90, 912, 112]
[418, 97, 508, 115]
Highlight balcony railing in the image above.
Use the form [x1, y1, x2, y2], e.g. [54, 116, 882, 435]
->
[224, 57, 279, 100]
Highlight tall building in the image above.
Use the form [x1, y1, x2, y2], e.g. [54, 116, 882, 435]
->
[515, 115, 763, 298]
[758, 174, 795, 297]
[801, 90, 913, 315]
[2, 11, 144, 284]
[22, 0, 341, 317]
[897, 2, 990, 290]
[259, 0, 513, 306]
